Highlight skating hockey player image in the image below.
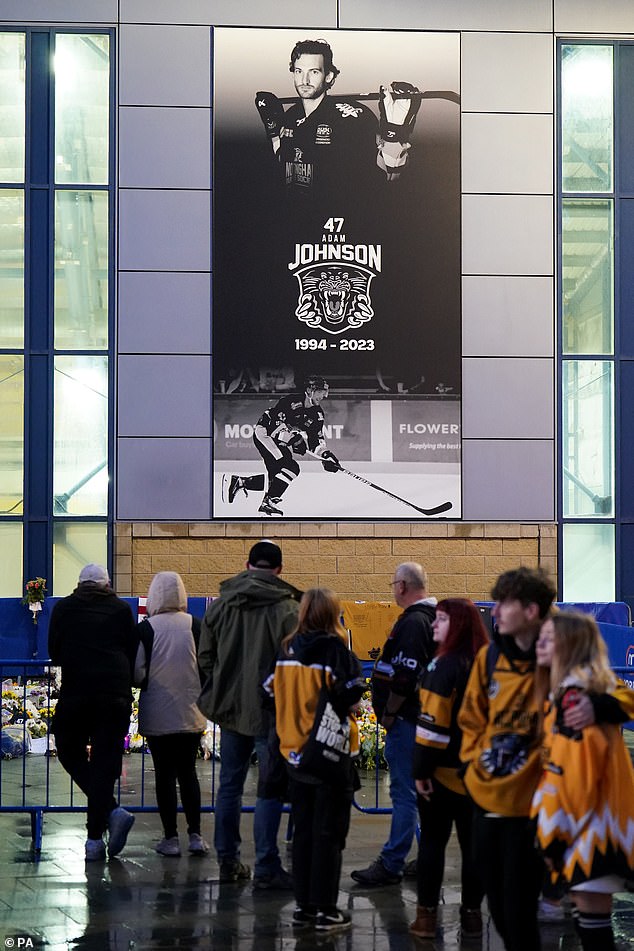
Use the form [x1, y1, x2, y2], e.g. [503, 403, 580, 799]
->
[254, 37, 421, 197]
[222, 376, 340, 517]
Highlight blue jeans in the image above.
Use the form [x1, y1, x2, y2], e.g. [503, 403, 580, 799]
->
[214, 728, 283, 877]
[380, 717, 417, 875]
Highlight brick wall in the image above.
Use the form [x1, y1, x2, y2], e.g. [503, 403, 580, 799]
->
[115, 522, 557, 600]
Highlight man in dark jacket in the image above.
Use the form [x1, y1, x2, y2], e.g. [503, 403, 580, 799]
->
[49, 564, 138, 861]
[197, 541, 301, 887]
[352, 561, 436, 886]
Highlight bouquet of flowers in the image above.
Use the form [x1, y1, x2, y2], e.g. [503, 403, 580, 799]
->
[356, 690, 387, 769]
[22, 577, 47, 624]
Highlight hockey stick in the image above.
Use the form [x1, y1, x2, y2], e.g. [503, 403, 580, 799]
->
[307, 452, 452, 517]
[278, 90, 460, 105]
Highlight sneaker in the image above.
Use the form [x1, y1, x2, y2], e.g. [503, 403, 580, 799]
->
[403, 858, 418, 878]
[155, 836, 181, 857]
[253, 867, 293, 890]
[219, 859, 251, 883]
[460, 906, 483, 938]
[188, 833, 209, 855]
[409, 906, 437, 939]
[315, 909, 352, 932]
[85, 837, 106, 862]
[107, 806, 135, 857]
[292, 906, 318, 928]
[538, 898, 566, 921]
[351, 857, 402, 887]
[258, 496, 283, 517]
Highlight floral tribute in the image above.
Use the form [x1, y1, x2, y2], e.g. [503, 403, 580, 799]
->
[21, 577, 47, 624]
[356, 688, 387, 769]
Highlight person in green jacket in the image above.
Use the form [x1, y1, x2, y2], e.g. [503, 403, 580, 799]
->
[197, 541, 301, 888]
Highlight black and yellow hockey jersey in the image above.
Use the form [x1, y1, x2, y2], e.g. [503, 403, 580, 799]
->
[531, 680, 634, 887]
[414, 652, 474, 795]
[263, 631, 365, 780]
[458, 638, 543, 817]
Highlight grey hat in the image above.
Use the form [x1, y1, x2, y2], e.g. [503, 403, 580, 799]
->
[78, 563, 110, 586]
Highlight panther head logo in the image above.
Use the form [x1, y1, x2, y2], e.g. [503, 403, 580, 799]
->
[292, 264, 374, 335]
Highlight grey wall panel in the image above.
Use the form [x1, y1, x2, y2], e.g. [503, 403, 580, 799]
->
[462, 438, 555, 521]
[462, 114, 553, 195]
[462, 357, 554, 438]
[119, 107, 210, 189]
[118, 272, 211, 354]
[120, 25, 211, 106]
[117, 437, 211, 520]
[463, 195, 554, 276]
[119, 189, 210, 272]
[462, 276, 554, 357]
[118, 355, 210, 436]
[555, 0, 634, 33]
[339, 0, 552, 31]
[462, 33, 553, 113]
[0, 1, 117, 21]
[120, 0, 337, 27]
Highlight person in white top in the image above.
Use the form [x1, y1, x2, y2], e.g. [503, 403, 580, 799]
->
[135, 571, 208, 857]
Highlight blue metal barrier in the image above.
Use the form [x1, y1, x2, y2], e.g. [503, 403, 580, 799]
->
[0, 659, 228, 853]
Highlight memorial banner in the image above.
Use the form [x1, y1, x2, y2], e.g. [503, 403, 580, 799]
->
[212, 28, 461, 519]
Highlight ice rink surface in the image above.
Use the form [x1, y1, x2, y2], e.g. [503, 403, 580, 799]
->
[214, 462, 461, 519]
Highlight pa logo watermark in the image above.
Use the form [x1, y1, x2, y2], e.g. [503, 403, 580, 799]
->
[4, 938, 35, 948]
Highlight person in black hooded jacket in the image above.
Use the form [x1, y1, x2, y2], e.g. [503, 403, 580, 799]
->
[352, 561, 437, 887]
[48, 563, 138, 862]
[263, 587, 365, 932]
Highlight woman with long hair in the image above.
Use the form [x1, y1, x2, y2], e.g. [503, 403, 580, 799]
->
[263, 587, 365, 933]
[410, 597, 489, 940]
[532, 611, 634, 951]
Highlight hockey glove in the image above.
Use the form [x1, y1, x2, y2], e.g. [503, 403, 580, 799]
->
[320, 450, 340, 473]
[255, 91, 285, 139]
[378, 82, 422, 144]
[288, 431, 307, 455]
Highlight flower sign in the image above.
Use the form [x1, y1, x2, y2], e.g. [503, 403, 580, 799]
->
[22, 577, 47, 625]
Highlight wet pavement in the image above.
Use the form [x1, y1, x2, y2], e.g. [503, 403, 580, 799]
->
[0, 754, 632, 950]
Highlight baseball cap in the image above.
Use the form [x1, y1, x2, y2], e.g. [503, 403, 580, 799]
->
[248, 541, 282, 569]
[78, 563, 111, 586]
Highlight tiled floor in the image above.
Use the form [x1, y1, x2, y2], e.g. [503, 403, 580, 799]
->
[0, 754, 632, 950]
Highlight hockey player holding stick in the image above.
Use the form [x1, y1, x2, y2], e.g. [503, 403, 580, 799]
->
[255, 38, 422, 195]
[223, 376, 340, 517]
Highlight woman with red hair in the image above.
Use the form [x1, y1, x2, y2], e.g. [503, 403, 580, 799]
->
[410, 598, 489, 940]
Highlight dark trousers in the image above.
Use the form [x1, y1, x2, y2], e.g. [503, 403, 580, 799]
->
[472, 807, 544, 951]
[53, 695, 130, 840]
[288, 776, 352, 911]
[146, 733, 202, 839]
[416, 779, 483, 909]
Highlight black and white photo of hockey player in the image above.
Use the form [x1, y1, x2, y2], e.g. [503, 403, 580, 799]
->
[255, 38, 421, 198]
[223, 376, 340, 517]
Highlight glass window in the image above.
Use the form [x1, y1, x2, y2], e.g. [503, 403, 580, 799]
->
[561, 45, 613, 194]
[562, 360, 613, 518]
[53, 521, 107, 595]
[561, 199, 613, 355]
[54, 190, 108, 349]
[0, 33, 25, 184]
[54, 34, 110, 186]
[562, 523, 615, 601]
[0, 522, 23, 596]
[0, 189, 24, 348]
[53, 355, 108, 516]
[0, 355, 24, 516]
